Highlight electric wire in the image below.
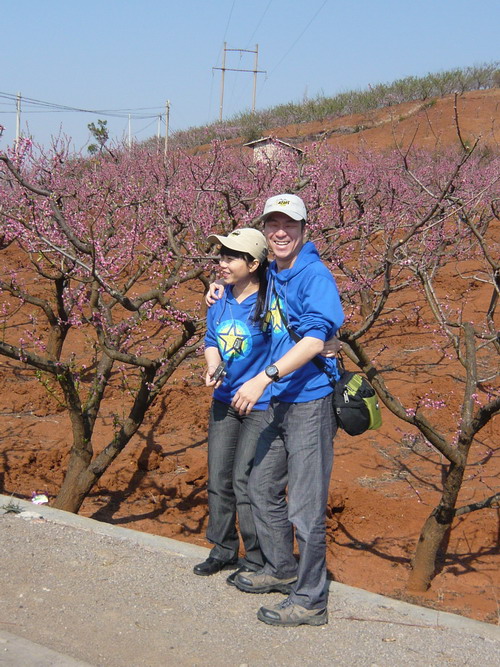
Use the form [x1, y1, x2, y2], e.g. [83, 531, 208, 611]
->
[222, 0, 236, 43]
[134, 117, 158, 136]
[244, 0, 273, 50]
[258, 0, 328, 96]
[209, 0, 237, 121]
[0, 91, 163, 120]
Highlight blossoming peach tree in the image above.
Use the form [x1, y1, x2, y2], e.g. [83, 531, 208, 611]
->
[1, 133, 498, 592]
[305, 141, 499, 590]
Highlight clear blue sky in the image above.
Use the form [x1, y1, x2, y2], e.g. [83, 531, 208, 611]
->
[1, 0, 499, 152]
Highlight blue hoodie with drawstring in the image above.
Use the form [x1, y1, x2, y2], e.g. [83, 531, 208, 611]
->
[265, 241, 344, 403]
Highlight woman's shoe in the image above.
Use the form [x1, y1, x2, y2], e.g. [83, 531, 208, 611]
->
[193, 556, 237, 576]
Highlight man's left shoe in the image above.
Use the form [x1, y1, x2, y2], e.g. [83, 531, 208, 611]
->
[257, 598, 328, 627]
[226, 565, 255, 587]
[234, 569, 297, 594]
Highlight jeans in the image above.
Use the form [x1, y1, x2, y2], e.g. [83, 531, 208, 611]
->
[206, 399, 265, 569]
[248, 394, 336, 609]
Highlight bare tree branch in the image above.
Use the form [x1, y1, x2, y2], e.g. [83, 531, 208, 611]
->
[455, 491, 500, 516]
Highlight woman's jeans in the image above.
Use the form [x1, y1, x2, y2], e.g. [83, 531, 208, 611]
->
[206, 399, 265, 569]
[248, 395, 336, 609]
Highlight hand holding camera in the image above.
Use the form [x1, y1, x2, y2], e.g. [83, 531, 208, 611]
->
[210, 362, 227, 384]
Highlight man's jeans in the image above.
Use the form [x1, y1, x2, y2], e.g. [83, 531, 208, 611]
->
[206, 400, 265, 569]
[248, 395, 336, 609]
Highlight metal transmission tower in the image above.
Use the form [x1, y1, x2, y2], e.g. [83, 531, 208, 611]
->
[213, 43, 266, 121]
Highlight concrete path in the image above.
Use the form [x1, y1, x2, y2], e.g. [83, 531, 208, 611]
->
[1, 494, 498, 666]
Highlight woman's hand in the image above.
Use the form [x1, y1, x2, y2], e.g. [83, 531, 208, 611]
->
[205, 366, 218, 387]
[204, 348, 224, 387]
[205, 280, 226, 307]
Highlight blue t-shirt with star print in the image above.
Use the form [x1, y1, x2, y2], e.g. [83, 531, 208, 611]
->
[205, 287, 272, 410]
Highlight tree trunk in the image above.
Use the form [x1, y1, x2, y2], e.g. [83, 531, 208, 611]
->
[53, 385, 152, 513]
[407, 462, 465, 591]
[52, 469, 96, 513]
[52, 435, 95, 513]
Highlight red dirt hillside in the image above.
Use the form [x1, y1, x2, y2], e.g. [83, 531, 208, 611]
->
[267, 88, 500, 152]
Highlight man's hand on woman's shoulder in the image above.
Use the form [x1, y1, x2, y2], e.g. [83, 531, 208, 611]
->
[205, 280, 226, 306]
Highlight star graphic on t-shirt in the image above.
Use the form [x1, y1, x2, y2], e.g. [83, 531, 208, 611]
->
[267, 294, 287, 336]
[217, 320, 252, 358]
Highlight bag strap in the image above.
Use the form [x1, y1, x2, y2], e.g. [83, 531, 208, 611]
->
[336, 349, 347, 374]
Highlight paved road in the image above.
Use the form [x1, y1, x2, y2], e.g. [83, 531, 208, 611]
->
[0, 494, 498, 666]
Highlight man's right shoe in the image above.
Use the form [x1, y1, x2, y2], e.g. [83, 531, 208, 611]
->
[257, 597, 328, 627]
[193, 557, 237, 576]
[234, 569, 297, 594]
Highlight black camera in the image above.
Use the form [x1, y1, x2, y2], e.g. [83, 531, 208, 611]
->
[211, 362, 227, 383]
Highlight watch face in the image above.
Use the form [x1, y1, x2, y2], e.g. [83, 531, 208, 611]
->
[266, 364, 279, 380]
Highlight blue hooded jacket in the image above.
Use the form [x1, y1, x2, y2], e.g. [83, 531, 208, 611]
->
[265, 241, 344, 402]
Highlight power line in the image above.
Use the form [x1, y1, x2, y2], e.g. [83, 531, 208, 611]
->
[244, 0, 273, 50]
[208, 0, 237, 121]
[222, 0, 236, 44]
[134, 117, 158, 136]
[261, 0, 328, 87]
[0, 91, 164, 120]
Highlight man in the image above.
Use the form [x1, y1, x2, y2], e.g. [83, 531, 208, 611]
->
[230, 193, 344, 627]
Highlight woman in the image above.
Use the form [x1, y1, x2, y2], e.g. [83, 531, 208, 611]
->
[193, 228, 270, 585]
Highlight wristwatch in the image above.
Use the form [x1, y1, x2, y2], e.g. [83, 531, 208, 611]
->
[265, 364, 280, 381]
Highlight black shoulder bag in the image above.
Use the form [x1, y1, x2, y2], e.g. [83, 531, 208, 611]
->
[332, 353, 382, 436]
[275, 299, 382, 436]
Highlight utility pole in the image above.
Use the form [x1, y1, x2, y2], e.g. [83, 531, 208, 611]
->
[213, 44, 265, 121]
[165, 100, 170, 155]
[128, 114, 132, 149]
[156, 114, 162, 155]
[218, 42, 227, 122]
[15, 92, 21, 147]
[252, 45, 259, 113]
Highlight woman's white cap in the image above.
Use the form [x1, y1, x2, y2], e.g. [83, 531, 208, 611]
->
[208, 228, 268, 263]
